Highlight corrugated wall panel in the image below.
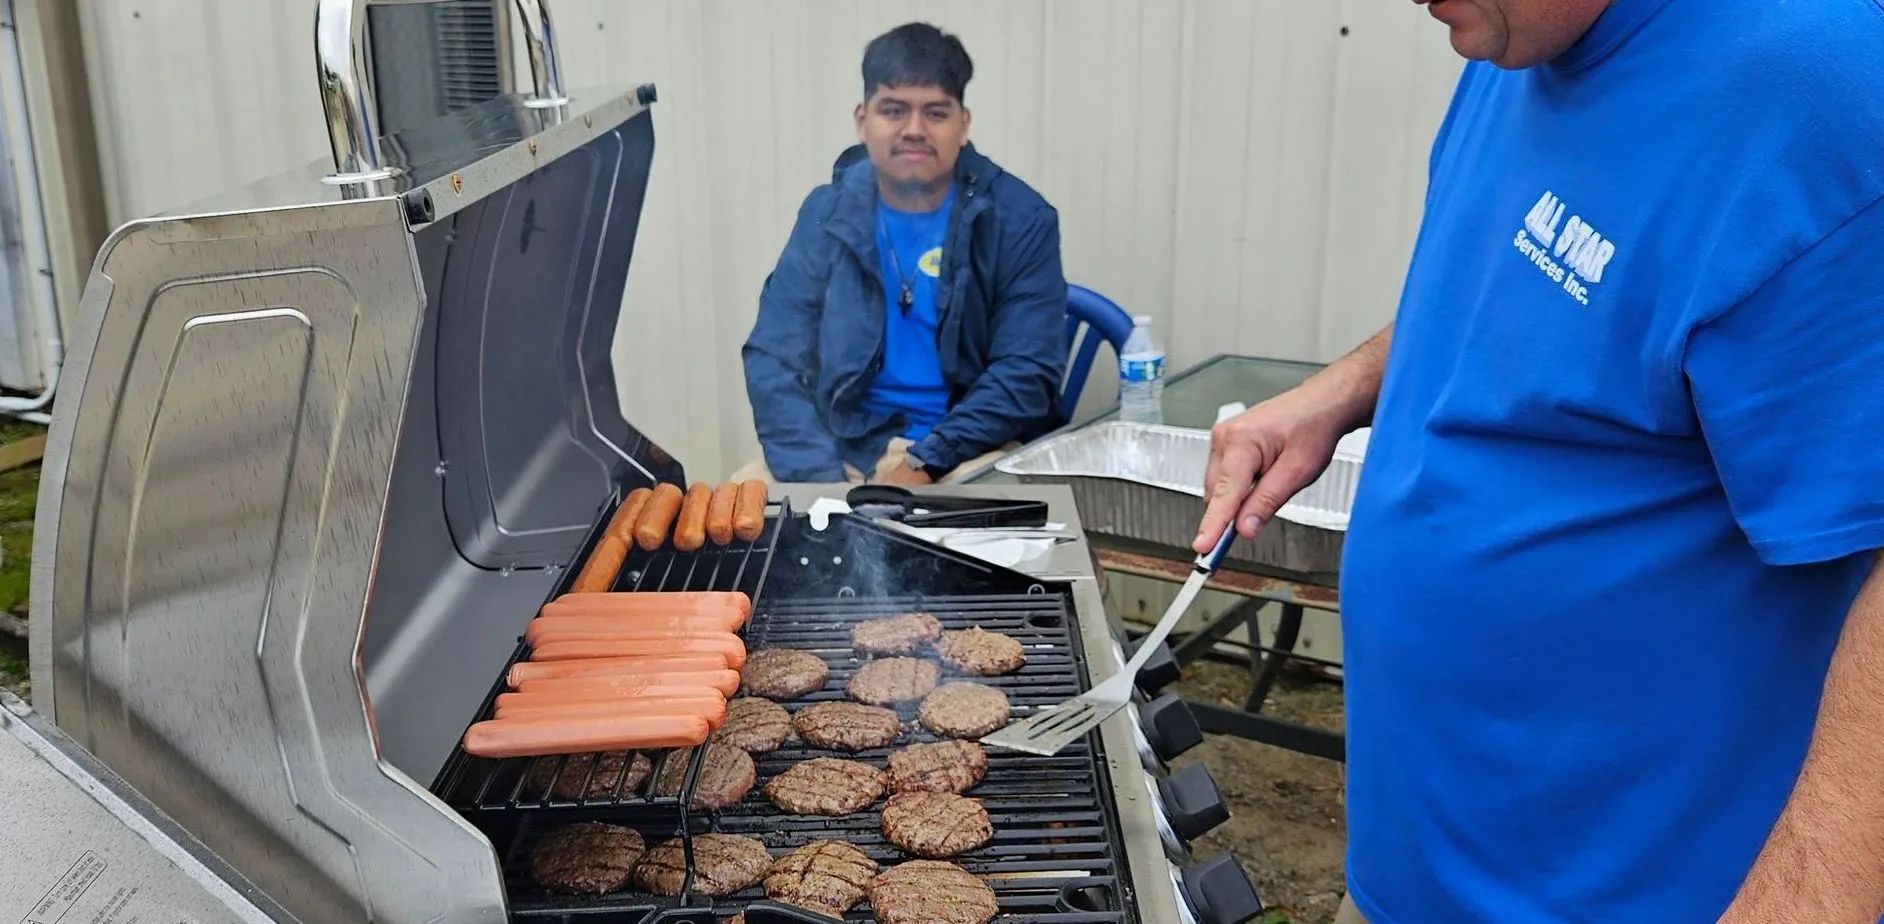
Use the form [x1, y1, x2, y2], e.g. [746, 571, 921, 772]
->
[75, 0, 1458, 480]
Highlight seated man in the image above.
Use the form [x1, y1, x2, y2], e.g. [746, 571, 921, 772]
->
[740, 22, 1067, 485]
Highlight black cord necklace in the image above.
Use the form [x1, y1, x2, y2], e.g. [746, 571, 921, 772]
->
[877, 209, 917, 312]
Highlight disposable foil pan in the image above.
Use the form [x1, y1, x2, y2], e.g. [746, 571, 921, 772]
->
[994, 422, 1349, 581]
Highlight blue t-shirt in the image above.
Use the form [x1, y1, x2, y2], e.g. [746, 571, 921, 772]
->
[1341, 1, 1884, 921]
[863, 189, 954, 440]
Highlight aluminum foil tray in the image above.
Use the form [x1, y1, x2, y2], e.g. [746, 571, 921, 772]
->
[995, 422, 1346, 581]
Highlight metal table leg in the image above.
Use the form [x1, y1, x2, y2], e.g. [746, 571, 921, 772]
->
[1244, 603, 1303, 712]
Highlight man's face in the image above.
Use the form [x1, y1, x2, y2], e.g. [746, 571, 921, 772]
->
[855, 84, 970, 192]
[1414, 0, 1611, 69]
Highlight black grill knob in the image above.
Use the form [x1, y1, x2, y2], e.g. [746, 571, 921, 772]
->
[1181, 853, 1264, 924]
[1130, 639, 1180, 694]
[1158, 763, 1231, 841]
[1141, 692, 1204, 760]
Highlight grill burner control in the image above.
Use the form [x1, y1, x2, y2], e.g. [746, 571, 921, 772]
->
[1159, 763, 1231, 841]
[1140, 692, 1204, 760]
[1182, 853, 1265, 924]
[1130, 639, 1181, 694]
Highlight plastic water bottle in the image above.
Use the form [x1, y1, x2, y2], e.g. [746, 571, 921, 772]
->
[1118, 315, 1165, 424]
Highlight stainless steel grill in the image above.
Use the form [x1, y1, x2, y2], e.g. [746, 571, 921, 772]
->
[10, 2, 1263, 921]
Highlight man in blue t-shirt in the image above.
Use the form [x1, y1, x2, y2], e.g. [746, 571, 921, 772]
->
[740, 23, 1067, 485]
[1194, 1, 1884, 921]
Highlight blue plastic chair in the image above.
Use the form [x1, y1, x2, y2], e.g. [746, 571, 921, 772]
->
[1060, 284, 1137, 420]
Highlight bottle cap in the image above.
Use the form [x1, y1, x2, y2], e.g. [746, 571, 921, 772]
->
[1133, 315, 1153, 326]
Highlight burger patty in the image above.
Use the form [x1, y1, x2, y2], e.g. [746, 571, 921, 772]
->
[763, 840, 880, 916]
[851, 612, 943, 656]
[763, 757, 887, 815]
[880, 791, 994, 858]
[868, 860, 999, 924]
[713, 697, 792, 753]
[523, 750, 652, 801]
[885, 740, 988, 794]
[649, 743, 757, 810]
[632, 834, 771, 896]
[792, 702, 903, 752]
[846, 657, 939, 706]
[934, 627, 1026, 676]
[741, 648, 830, 700]
[917, 683, 1012, 739]
[528, 821, 645, 894]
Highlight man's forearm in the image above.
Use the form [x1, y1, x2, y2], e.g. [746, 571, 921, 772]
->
[1298, 323, 1392, 431]
[1723, 553, 1884, 923]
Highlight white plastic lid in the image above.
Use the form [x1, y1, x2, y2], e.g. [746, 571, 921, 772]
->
[1132, 314, 1153, 326]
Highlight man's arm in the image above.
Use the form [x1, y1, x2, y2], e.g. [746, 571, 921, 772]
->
[1192, 324, 1391, 553]
[1720, 552, 1884, 923]
[906, 211, 1066, 473]
[742, 196, 847, 483]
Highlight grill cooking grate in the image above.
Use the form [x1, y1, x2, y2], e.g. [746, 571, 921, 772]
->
[497, 591, 1136, 923]
[430, 495, 786, 815]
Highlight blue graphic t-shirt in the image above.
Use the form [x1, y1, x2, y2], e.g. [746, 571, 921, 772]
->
[1340, 1, 1884, 921]
[863, 188, 954, 440]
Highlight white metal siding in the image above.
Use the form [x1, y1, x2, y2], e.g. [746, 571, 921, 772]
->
[76, 0, 1460, 479]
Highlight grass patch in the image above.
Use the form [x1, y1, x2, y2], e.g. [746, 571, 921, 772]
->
[0, 452, 37, 617]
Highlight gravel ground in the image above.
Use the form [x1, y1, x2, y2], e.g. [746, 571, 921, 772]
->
[1170, 658, 1347, 924]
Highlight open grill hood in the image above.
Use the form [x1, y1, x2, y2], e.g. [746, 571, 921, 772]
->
[29, 2, 672, 919]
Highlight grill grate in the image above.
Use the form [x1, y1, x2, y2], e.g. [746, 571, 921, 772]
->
[498, 591, 1136, 923]
[430, 495, 787, 816]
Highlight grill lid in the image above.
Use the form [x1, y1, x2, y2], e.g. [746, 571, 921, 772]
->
[30, 2, 670, 921]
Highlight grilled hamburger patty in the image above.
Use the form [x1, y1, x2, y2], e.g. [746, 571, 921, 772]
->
[851, 612, 943, 656]
[650, 743, 757, 809]
[880, 791, 994, 858]
[934, 627, 1026, 676]
[763, 757, 888, 815]
[918, 683, 1012, 739]
[633, 833, 771, 896]
[763, 840, 880, 916]
[713, 697, 793, 753]
[528, 821, 645, 894]
[741, 648, 830, 699]
[792, 701, 903, 751]
[868, 860, 999, 924]
[846, 656, 939, 705]
[885, 740, 987, 794]
[523, 750, 652, 801]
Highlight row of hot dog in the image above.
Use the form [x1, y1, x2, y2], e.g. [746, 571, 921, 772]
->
[462, 591, 752, 759]
[570, 480, 770, 593]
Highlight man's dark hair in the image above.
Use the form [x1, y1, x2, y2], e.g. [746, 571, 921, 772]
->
[862, 23, 973, 103]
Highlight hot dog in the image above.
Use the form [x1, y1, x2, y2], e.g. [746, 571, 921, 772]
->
[530, 634, 747, 668]
[462, 713, 711, 758]
[569, 535, 627, 593]
[541, 591, 753, 620]
[634, 483, 685, 551]
[494, 691, 728, 724]
[732, 480, 768, 542]
[524, 614, 744, 647]
[506, 654, 729, 688]
[493, 688, 728, 721]
[704, 482, 740, 546]
[673, 482, 712, 552]
[518, 669, 741, 698]
[606, 487, 654, 544]
[537, 603, 748, 632]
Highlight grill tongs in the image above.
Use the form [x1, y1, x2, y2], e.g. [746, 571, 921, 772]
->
[845, 485, 1048, 529]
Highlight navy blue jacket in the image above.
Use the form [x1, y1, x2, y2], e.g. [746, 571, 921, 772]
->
[742, 144, 1067, 481]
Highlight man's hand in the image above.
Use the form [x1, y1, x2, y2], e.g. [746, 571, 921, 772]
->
[879, 464, 935, 486]
[1191, 325, 1394, 554]
[1192, 392, 1347, 553]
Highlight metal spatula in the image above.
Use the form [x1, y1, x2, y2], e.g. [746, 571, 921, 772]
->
[983, 522, 1240, 756]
